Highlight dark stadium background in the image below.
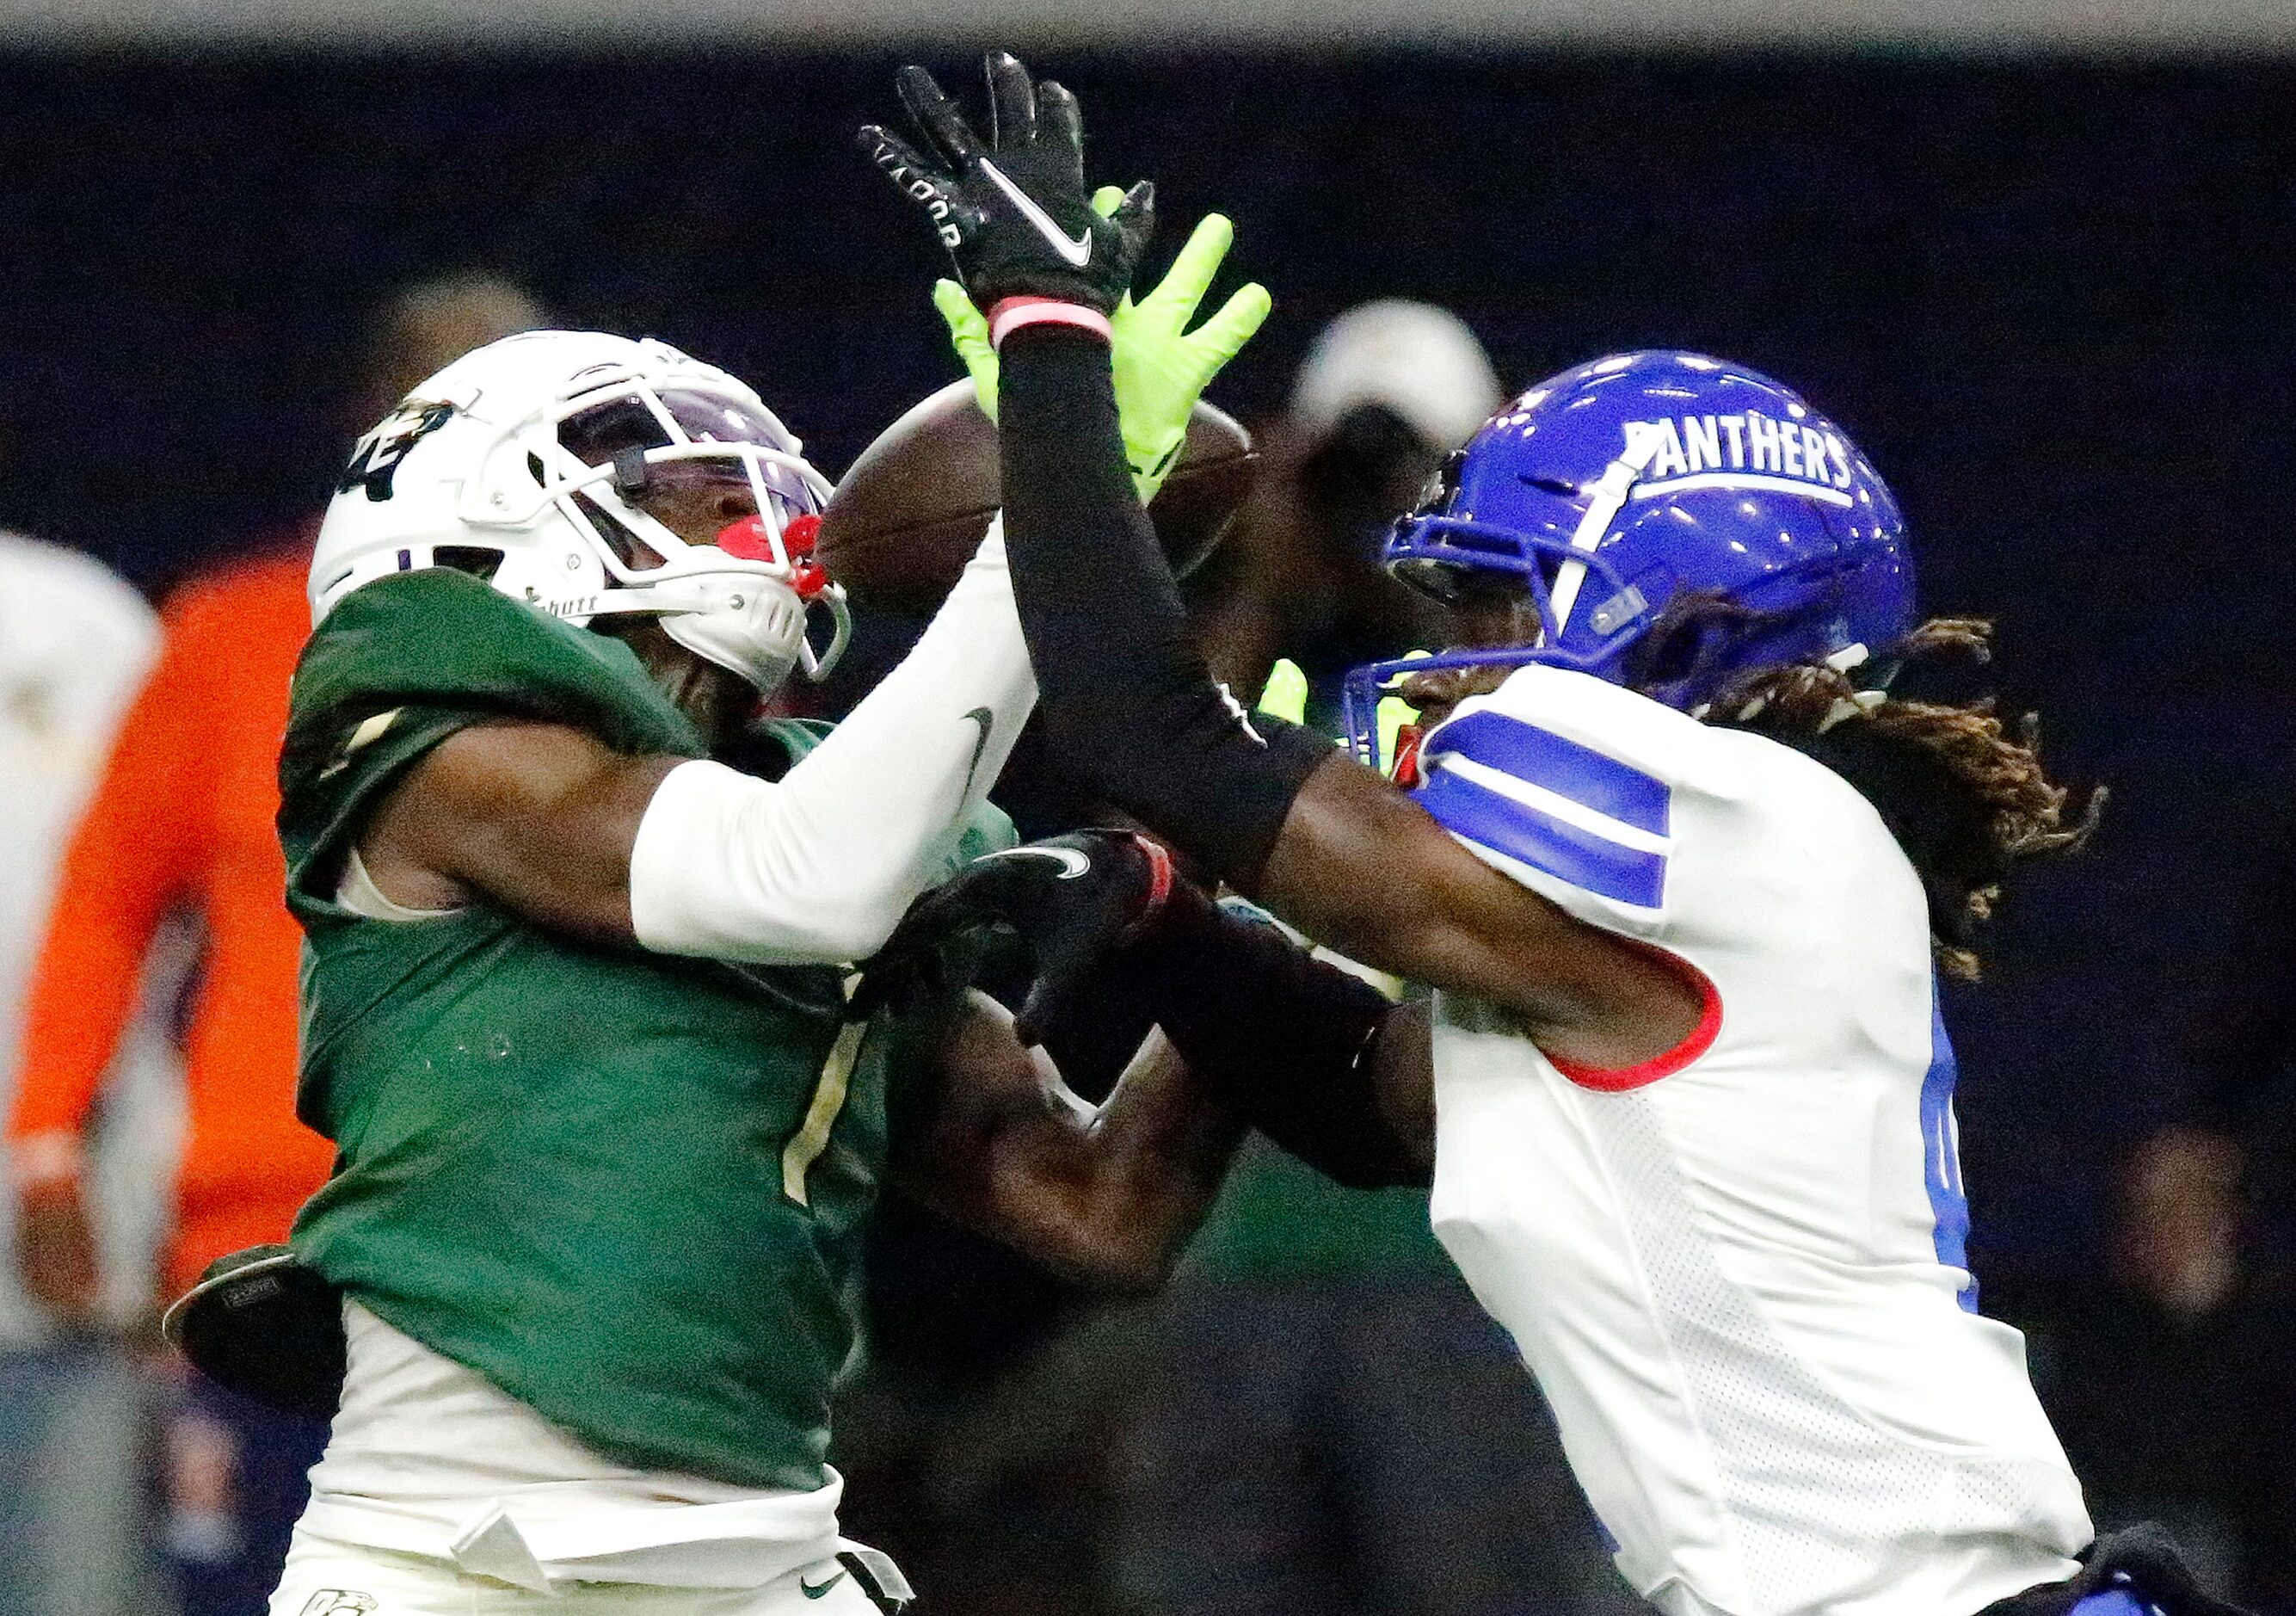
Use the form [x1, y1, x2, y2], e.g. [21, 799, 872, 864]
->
[6, 49, 2290, 1281]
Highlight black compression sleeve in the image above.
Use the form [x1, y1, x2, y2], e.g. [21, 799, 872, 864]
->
[997, 327, 1333, 888]
[1121, 882, 1422, 1189]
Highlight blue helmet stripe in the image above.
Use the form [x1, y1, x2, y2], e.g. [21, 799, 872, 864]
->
[1421, 710, 1671, 836]
[1413, 768, 1667, 909]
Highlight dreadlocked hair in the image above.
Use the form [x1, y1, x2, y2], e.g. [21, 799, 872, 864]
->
[1698, 615, 2104, 981]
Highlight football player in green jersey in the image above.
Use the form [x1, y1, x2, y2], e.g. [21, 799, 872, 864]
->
[245, 307, 1259, 1614]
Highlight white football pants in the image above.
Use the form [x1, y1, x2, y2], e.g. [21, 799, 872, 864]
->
[269, 1531, 896, 1616]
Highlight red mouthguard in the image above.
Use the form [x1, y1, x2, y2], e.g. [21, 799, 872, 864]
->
[716, 513, 833, 599]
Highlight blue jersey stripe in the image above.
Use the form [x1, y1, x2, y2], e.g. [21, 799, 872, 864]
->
[1420, 710, 1671, 836]
[1920, 996, 1979, 1313]
[1414, 768, 1667, 909]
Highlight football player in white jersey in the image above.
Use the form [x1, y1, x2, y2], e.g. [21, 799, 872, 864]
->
[863, 59, 2243, 1616]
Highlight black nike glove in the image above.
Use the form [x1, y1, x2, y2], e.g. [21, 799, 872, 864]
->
[868, 829, 1174, 1046]
[860, 52, 1152, 313]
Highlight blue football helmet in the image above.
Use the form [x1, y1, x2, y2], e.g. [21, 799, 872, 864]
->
[1341, 350, 1916, 772]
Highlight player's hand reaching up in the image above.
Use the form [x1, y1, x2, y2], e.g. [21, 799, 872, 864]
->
[932, 202, 1271, 500]
[1103, 204, 1271, 497]
[862, 52, 1151, 315]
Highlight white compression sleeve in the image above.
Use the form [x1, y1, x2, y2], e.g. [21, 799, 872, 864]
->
[628, 520, 1037, 965]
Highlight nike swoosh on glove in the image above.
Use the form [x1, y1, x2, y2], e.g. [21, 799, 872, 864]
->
[864, 828, 1174, 1046]
[860, 51, 1151, 313]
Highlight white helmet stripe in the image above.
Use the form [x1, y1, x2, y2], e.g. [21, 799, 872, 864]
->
[1545, 426, 1665, 643]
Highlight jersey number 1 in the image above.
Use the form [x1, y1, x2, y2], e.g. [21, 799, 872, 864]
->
[784, 983, 867, 1207]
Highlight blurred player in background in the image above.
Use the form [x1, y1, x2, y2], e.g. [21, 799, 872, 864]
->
[1998, 1126, 2296, 1607]
[249, 312, 1254, 1613]
[8, 272, 547, 1616]
[1188, 299, 1499, 719]
[0, 533, 172, 1616]
[1120, 304, 1632, 1616]
[865, 56, 2245, 1616]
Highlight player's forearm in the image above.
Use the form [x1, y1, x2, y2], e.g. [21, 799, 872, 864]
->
[1000, 1038, 1245, 1293]
[11, 926, 148, 1157]
[1101, 877, 1428, 1188]
[631, 532, 1035, 964]
[1080, 1040, 1246, 1287]
[996, 328, 1329, 891]
[892, 993, 1240, 1292]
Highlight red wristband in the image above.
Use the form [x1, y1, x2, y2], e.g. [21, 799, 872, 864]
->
[1114, 833, 1178, 947]
[988, 297, 1113, 349]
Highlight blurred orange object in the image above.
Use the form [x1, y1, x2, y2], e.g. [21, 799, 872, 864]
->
[10, 543, 333, 1303]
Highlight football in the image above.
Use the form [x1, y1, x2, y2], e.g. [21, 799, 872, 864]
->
[816, 380, 1258, 611]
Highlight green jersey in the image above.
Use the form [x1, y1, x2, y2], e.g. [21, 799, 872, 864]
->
[279, 569, 1001, 1491]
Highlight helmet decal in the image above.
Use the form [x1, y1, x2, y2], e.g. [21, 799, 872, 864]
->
[335, 400, 458, 503]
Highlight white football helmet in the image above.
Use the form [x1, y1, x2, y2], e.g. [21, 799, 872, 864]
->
[310, 329, 850, 695]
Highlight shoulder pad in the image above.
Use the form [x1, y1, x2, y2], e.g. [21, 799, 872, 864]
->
[1411, 666, 1708, 916]
[288, 569, 703, 763]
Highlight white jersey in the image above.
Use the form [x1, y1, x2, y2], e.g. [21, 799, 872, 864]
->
[1412, 663, 2090, 1616]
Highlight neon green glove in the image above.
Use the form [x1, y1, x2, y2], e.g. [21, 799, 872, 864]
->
[1376, 692, 1421, 768]
[1255, 657, 1311, 725]
[932, 188, 1271, 503]
[1104, 196, 1271, 501]
[933, 275, 1000, 420]
[1256, 655, 1420, 768]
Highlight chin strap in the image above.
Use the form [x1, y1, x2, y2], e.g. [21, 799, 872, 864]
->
[659, 576, 812, 697]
